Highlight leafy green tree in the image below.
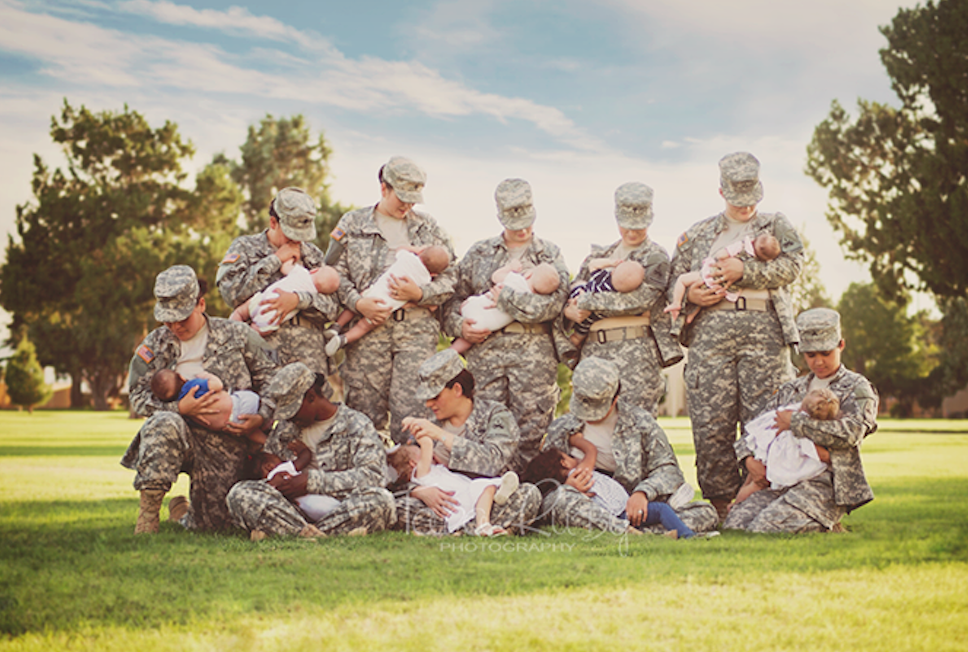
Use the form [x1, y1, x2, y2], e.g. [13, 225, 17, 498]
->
[788, 227, 831, 315]
[4, 333, 52, 413]
[805, 0, 968, 302]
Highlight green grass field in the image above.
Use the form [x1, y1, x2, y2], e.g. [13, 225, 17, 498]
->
[1, 411, 967, 651]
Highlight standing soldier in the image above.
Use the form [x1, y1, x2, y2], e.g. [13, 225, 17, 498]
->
[217, 187, 340, 376]
[668, 152, 803, 521]
[442, 178, 570, 472]
[330, 156, 456, 443]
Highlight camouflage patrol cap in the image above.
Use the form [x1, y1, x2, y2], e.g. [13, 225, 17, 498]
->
[383, 156, 426, 204]
[266, 362, 316, 421]
[414, 349, 465, 401]
[153, 265, 199, 323]
[570, 357, 620, 422]
[797, 308, 842, 352]
[719, 152, 764, 207]
[614, 182, 654, 229]
[272, 187, 317, 242]
[494, 178, 536, 230]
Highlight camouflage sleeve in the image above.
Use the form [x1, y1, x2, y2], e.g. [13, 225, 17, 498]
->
[241, 328, 278, 423]
[792, 379, 878, 451]
[734, 213, 804, 290]
[216, 241, 283, 309]
[305, 416, 387, 494]
[127, 338, 178, 417]
[293, 290, 341, 322]
[449, 404, 518, 477]
[494, 249, 570, 323]
[544, 414, 583, 452]
[630, 418, 685, 501]
[441, 253, 479, 338]
[576, 248, 669, 316]
[264, 419, 302, 458]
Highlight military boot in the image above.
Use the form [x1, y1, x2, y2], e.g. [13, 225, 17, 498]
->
[135, 489, 165, 534]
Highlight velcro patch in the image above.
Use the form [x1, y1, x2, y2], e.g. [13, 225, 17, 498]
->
[136, 345, 154, 364]
[220, 252, 240, 265]
[330, 227, 346, 242]
[676, 232, 689, 248]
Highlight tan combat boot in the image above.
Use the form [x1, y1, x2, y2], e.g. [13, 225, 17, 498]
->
[134, 489, 165, 534]
[168, 495, 190, 523]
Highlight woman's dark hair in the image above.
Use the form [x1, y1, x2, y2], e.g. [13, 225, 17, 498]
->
[196, 277, 209, 301]
[522, 448, 570, 497]
[445, 369, 475, 400]
[377, 164, 387, 185]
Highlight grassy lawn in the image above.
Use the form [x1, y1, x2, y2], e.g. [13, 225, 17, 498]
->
[1, 411, 967, 651]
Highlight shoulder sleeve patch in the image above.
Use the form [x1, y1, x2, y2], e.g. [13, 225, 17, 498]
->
[136, 345, 154, 365]
[220, 252, 240, 265]
[330, 227, 346, 242]
[676, 232, 688, 248]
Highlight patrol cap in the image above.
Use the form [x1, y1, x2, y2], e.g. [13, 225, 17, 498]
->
[266, 362, 316, 421]
[719, 152, 764, 207]
[797, 308, 843, 352]
[414, 349, 465, 401]
[614, 182, 654, 229]
[382, 156, 426, 204]
[569, 357, 620, 422]
[153, 265, 200, 323]
[272, 187, 317, 242]
[495, 178, 536, 230]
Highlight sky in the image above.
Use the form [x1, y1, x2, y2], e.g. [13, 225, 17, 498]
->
[0, 0, 925, 345]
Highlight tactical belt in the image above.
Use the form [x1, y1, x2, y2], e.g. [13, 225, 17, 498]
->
[707, 297, 772, 312]
[501, 321, 552, 335]
[392, 306, 433, 322]
[589, 314, 651, 344]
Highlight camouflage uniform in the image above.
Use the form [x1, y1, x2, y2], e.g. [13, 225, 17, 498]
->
[669, 154, 803, 503]
[332, 205, 456, 443]
[121, 316, 278, 531]
[226, 364, 395, 536]
[216, 233, 340, 375]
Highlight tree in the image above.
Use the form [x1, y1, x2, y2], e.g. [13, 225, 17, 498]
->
[805, 0, 968, 303]
[4, 333, 52, 413]
[788, 226, 831, 315]
[0, 100, 233, 409]
[837, 282, 937, 416]
[226, 114, 350, 243]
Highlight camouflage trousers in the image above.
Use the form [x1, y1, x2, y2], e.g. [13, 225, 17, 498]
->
[393, 482, 542, 536]
[226, 480, 396, 536]
[579, 332, 664, 416]
[723, 470, 845, 533]
[340, 308, 437, 444]
[466, 332, 559, 473]
[120, 411, 247, 531]
[539, 485, 718, 535]
[266, 318, 333, 377]
[684, 309, 793, 502]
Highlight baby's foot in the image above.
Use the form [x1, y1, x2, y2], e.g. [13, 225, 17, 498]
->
[324, 334, 346, 357]
[494, 471, 519, 506]
[474, 522, 507, 537]
[663, 304, 682, 320]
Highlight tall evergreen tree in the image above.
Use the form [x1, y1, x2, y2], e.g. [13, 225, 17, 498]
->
[4, 333, 52, 413]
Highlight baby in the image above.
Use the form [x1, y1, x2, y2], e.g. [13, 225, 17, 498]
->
[568, 258, 646, 348]
[450, 261, 561, 354]
[665, 232, 781, 323]
[325, 246, 450, 356]
[230, 261, 340, 336]
[150, 368, 264, 443]
[387, 427, 520, 536]
[251, 440, 342, 522]
[523, 433, 701, 539]
[734, 387, 841, 505]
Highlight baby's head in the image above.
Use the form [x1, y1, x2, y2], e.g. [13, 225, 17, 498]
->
[753, 233, 781, 262]
[610, 260, 645, 293]
[150, 368, 184, 402]
[526, 263, 561, 295]
[802, 388, 840, 421]
[522, 448, 574, 488]
[386, 444, 421, 485]
[256, 451, 284, 479]
[310, 265, 340, 295]
[419, 246, 450, 276]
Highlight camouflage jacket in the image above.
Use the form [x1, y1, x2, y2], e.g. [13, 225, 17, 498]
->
[332, 205, 456, 312]
[441, 234, 570, 337]
[127, 316, 278, 424]
[668, 211, 803, 346]
[265, 403, 387, 499]
[544, 401, 685, 501]
[737, 365, 879, 511]
[435, 398, 520, 478]
[215, 231, 340, 326]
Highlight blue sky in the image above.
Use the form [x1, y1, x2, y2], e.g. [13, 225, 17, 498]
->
[0, 0, 925, 344]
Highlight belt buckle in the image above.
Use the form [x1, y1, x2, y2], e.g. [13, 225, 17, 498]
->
[393, 308, 405, 322]
[735, 297, 747, 311]
[596, 329, 608, 344]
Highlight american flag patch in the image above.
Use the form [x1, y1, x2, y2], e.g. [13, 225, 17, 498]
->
[330, 227, 346, 242]
[676, 232, 688, 248]
[220, 252, 240, 264]
[136, 345, 154, 364]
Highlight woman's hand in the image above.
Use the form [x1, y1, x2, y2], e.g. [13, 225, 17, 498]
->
[263, 290, 299, 325]
[565, 467, 594, 494]
[625, 491, 649, 528]
[357, 297, 392, 325]
[461, 317, 492, 344]
[563, 298, 591, 324]
[685, 280, 725, 307]
[224, 413, 264, 438]
[411, 485, 459, 518]
[388, 274, 423, 304]
[177, 386, 220, 427]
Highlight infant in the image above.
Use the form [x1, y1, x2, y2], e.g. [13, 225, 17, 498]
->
[150, 368, 263, 443]
[735, 387, 841, 505]
[451, 261, 561, 354]
[325, 246, 450, 356]
[568, 258, 646, 348]
[665, 232, 780, 323]
[230, 260, 340, 336]
[252, 440, 342, 521]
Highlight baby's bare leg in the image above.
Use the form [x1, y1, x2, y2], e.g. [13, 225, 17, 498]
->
[475, 485, 496, 529]
[450, 337, 473, 354]
[230, 304, 250, 323]
[733, 473, 769, 506]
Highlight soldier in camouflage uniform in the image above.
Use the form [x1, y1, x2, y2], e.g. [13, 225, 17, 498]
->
[563, 182, 682, 415]
[329, 157, 456, 443]
[217, 187, 340, 376]
[122, 265, 278, 533]
[540, 358, 717, 535]
[226, 363, 396, 538]
[441, 179, 569, 472]
[724, 308, 878, 533]
[668, 152, 804, 520]
[394, 350, 541, 535]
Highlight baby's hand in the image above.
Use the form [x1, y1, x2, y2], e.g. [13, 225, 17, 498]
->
[287, 440, 309, 455]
